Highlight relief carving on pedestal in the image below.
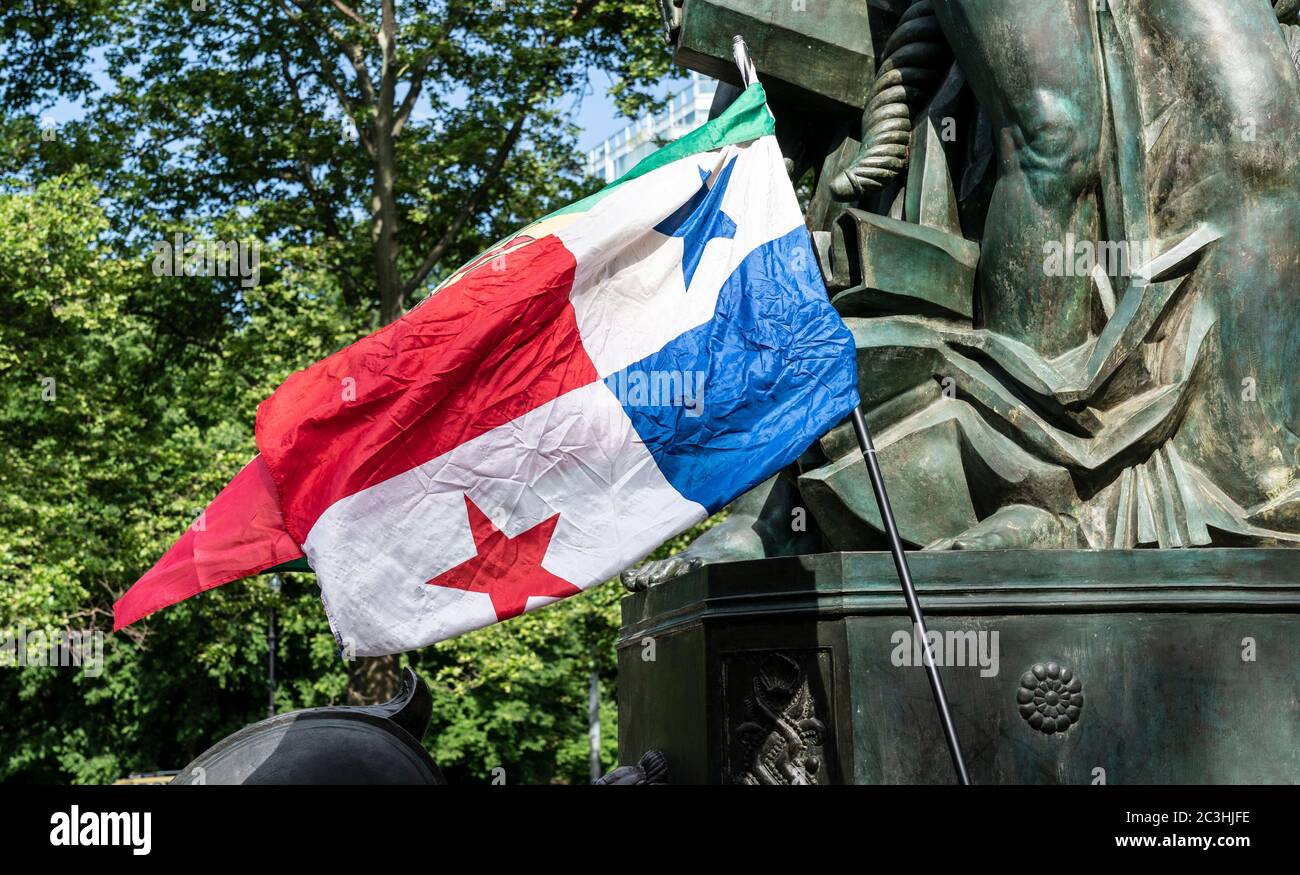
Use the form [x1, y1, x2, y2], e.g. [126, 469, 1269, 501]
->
[729, 652, 829, 785]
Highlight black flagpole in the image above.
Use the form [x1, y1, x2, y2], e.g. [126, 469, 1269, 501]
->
[851, 408, 971, 785]
[730, 34, 970, 785]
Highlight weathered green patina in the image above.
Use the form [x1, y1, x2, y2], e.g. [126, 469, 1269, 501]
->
[616, 0, 1300, 785]
[627, 0, 1300, 590]
[619, 549, 1300, 784]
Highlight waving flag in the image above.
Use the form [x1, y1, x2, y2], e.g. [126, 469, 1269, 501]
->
[114, 80, 859, 656]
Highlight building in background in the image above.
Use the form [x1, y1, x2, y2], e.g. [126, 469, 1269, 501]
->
[584, 73, 718, 183]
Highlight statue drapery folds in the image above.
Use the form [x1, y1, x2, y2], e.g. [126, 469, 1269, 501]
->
[628, 0, 1300, 588]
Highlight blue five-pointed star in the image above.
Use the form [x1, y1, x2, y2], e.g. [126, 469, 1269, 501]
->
[654, 157, 738, 292]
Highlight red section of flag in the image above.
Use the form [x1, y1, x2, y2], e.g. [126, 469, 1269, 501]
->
[426, 494, 580, 621]
[113, 456, 302, 629]
[256, 234, 598, 544]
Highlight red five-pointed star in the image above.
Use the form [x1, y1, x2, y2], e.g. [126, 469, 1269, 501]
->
[426, 494, 580, 621]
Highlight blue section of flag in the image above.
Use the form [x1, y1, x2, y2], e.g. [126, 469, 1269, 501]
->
[603, 225, 860, 514]
[653, 158, 739, 293]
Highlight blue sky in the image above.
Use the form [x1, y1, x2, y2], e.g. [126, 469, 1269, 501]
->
[574, 70, 693, 152]
[574, 69, 627, 152]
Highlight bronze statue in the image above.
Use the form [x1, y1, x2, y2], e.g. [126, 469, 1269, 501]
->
[628, 0, 1300, 588]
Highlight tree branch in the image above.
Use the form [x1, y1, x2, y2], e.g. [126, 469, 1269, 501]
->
[392, 53, 431, 138]
[378, 0, 396, 109]
[393, 10, 458, 138]
[287, 0, 376, 105]
[402, 113, 528, 296]
[328, 0, 373, 32]
[278, 1, 376, 156]
[274, 49, 339, 226]
[399, 2, 602, 295]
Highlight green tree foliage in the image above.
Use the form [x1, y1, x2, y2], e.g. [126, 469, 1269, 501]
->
[0, 1, 708, 784]
[17, 0, 676, 322]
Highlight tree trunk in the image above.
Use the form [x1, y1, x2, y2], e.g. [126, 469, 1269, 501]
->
[371, 128, 403, 325]
[350, 122, 403, 702]
[346, 652, 400, 705]
[588, 667, 601, 782]
[373, 0, 403, 325]
[347, 2, 405, 704]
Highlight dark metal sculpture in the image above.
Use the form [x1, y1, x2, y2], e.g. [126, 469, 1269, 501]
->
[616, 1, 1300, 788]
[593, 749, 669, 785]
[1017, 663, 1084, 735]
[628, 0, 1300, 590]
[172, 668, 444, 785]
[733, 653, 826, 785]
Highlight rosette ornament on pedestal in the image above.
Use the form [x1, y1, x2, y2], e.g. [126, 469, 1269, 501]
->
[1017, 663, 1083, 735]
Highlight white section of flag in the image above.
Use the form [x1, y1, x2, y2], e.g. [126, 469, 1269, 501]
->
[561, 136, 805, 378]
[304, 380, 707, 656]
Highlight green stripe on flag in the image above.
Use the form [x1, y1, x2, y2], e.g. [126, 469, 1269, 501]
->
[266, 556, 313, 574]
[548, 82, 775, 219]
